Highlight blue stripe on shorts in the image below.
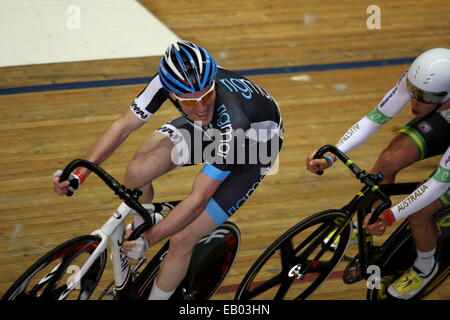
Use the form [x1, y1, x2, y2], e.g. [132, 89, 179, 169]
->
[205, 198, 230, 225]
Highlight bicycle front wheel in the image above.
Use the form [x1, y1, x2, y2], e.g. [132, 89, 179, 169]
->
[2, 235, 106, 300]
[235, 210, 351, 300]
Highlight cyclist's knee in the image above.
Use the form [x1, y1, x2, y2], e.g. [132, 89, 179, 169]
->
[124, 161, 151, 187]
[407, 200, 440, 228]
[407, 208, 435, 228]
[169, 229, 199, 255]
[373, 137, 418, 178]
[125, 145, 176, 187]
[373, 152, 401, 179]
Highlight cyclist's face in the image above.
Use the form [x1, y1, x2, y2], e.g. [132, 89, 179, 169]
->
[410, 98, 437, 117]
[171, 84, 216, 125]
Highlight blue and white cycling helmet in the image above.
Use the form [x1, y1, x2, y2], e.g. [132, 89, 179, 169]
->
[158, 40, 218, 95]
[407, 48, 450, 104]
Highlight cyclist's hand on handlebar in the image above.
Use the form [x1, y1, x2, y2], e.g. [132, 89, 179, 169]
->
[306, 149, 330, 173]
[123, 228, 149, 260]
[123, 212, 163, 260]
[52, 170, 84, 195]
[362, 213, 388, 236]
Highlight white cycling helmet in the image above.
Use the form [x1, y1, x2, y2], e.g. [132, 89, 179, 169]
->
[407, 48, 450, 103]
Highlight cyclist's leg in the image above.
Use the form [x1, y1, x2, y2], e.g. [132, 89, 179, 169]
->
[358, 132, 419, 248]
[370, 134, 419, 184]
[125, 132, 176, 202]
[150, 164, 267, 297]
[408, 200, 441, 253]
[371, 113, 447, 248]
[154, 165, 271, 296]
[370, 106, 450, 182]
[403, 199, 441, 283]
[405, 188, 449, 263]
[124, 118, 192, 203]
[152, 137, 282, 298]
[388, 199, 442, 299]
[385, 112, 449, 298]
[391, 112, 449, 253]
[154, 210, 218, 294]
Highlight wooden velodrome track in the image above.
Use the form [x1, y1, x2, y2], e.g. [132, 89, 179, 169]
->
[0, 1, 449, 300]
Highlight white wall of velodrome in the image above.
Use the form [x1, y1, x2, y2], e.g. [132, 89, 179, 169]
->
[0, 0, 180, 67]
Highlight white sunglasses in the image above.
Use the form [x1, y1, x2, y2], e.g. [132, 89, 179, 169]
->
[172, 82, 216, 105]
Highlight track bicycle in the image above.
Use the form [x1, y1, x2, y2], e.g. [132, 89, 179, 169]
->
[2, 159, 241, 300]
[235, 145, 449, 300]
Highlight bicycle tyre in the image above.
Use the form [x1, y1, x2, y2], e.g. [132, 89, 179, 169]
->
[2, 235, 106, 300]
[132, 221, 241, 300]
[235, 210, 352, 300]
[367, 206, 450, 300]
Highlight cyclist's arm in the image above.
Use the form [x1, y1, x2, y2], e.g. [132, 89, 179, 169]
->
[77, 109, 146, 178]
[53, 109, 146, 195]
[144, 166, 224, 246]
[336, 71, 410, 154]
[389, 146, 450, 222]
[76, 75, 168, 178]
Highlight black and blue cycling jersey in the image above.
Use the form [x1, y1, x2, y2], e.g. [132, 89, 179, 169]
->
[130, 67, 284, 225]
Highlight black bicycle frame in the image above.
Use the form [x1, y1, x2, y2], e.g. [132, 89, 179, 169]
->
[312, 145, 422, 281]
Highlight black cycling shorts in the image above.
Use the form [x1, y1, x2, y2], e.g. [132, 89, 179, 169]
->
[399, 111, 450, 160]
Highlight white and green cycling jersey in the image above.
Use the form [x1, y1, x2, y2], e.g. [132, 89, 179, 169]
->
[335, 70, 450, 222]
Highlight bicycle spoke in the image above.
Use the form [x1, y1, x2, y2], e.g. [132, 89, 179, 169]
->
[296, 282, 318, 300]
[280, 240, 295, 268]
[264, 241, 296, 299]
[244, 273, 283, 299]
[273, 274, 295, 300]
[293, 222, 334, 268]
[40, 256, 73, 298]
[294, 222, 333, 256]
[28, 263, 62, 297]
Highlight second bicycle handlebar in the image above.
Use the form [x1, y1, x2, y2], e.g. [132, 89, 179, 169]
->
[313, 145, 392, 224]
[60, 159, 154, 241]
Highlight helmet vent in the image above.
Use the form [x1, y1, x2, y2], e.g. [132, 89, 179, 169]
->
[158, 41, 218, 95]
[424, 74, 435, 84]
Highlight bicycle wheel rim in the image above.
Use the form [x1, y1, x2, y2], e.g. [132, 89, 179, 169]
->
[2, 235, 106, 300]
[235, 210, 351, 300]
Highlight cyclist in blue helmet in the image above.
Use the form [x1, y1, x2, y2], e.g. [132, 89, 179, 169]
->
[158, 40, 218, 95]
[52, 40, 284, 300]
[156, 40, 219, 124]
